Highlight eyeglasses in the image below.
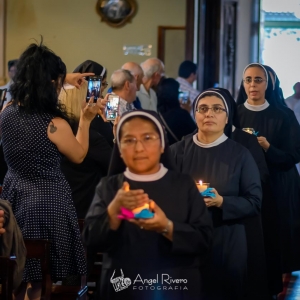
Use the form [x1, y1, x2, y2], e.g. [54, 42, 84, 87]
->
[196, 106, 227, 114]
[120, 135, 160, 148]
[243, 77, 266, 84]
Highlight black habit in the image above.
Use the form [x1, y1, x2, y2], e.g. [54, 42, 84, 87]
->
[82, 171, 213, 300]
[171, 135, 262, 300]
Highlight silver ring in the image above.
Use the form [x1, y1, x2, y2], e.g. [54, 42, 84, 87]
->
[87, 103, 96, 107]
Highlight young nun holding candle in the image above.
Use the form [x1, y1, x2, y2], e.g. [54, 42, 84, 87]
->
[238, 64, 300, 276]
[170, 88, 262, 300]
[82, 110, 213, 300]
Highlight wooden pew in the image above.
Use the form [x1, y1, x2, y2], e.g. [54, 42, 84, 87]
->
[0, 256, 16, 300]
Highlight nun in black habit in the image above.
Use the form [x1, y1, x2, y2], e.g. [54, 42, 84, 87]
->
[212, 87, 269, 299]
[170, 89, 262, 300]
[238, 64, 300, 274]
[82, 110, 213, 300]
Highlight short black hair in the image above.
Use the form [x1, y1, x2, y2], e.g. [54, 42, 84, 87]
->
[8, 59, 18, 71]
[178, 60, 197, 78]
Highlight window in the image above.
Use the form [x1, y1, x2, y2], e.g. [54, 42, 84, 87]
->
[260, 0, 300, 98]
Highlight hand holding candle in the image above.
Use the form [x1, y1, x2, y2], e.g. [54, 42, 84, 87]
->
[117, 182, 155, 220]
[204, 188, 223, 208]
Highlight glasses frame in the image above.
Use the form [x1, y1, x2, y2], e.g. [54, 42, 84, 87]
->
[243, 77, 266, 84]
[120, 135, 161, 148]
[196, 106, 227, 115]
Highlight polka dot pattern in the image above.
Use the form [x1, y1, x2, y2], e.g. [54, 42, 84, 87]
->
[0, 105, 87, 282]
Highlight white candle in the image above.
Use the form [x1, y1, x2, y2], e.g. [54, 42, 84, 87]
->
[242, 128, 254, 135]
[196, 180, 209, 193]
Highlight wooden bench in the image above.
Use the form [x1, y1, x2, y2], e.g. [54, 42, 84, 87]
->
[24, 239, 87, 300]
[0, 256, 16, 300]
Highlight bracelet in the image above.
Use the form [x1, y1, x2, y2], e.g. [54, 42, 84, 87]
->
[161, 219, 171, 235]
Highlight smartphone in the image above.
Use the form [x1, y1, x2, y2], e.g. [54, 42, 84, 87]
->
[178, 91, 189, 104]
[0, 88, 7, 110]
[105, 95, 120, 121]
[86, 76, 102, 102]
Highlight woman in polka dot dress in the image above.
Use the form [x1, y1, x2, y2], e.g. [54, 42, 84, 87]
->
[0, 42, 100, 299]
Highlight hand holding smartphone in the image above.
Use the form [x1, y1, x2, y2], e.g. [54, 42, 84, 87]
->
[105, 94, 120, 121]
[86, 76, 102, 102]
[178, 91, 190, 104]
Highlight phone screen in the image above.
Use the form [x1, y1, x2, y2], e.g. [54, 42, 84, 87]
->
[178, 91, 189, 104]
[105, 95, 120, 121]
[86, 76, 102, 102]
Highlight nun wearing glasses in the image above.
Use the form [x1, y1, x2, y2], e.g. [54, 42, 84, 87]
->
[83, 110, 213, 300]
[170, 88, 262, 300]
[237, 64, 300, 296]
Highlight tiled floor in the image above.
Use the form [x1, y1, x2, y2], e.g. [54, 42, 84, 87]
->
[283, 272, 300, 300]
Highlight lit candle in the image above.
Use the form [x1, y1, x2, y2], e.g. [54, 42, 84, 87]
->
[242, 128, 254, 135]
[196, 180, 209, 193]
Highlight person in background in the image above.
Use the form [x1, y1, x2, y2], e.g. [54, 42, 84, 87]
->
[121, 61, 144, 109]
[110, 69, 137, 116]
[83, 109, 213, 300]
[74, 60, 115, 147]
[156, 78, 196, 145]
[137, 58, 164, 111]
[59, 80, 112, 219]
[0, 41, 97, 300]
[0, 59, 18, 106]
[176, 60, 200, 111]
[285, 82, 300, 124]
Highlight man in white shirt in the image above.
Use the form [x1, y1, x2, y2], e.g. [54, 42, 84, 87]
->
[137, 58, 164, 112]
[110, 69, 137, 116]
[176, 60, 200, 108]
[0, 59, 18, 106]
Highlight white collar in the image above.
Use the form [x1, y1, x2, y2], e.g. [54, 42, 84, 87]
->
[193, 133, 228, 148]
[124, 164, 168, 182]
[244, 100, 269, 111]
[232, 125, 236, 132]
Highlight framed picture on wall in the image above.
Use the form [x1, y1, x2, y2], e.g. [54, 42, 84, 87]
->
[96, 0, 137, 28]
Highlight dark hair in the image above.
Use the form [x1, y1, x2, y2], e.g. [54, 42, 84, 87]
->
[9, 40, 69, 121]
[73, 60, 107, 80]
[178, 60, 197, 78]
[293, 82, 300, 91]
[119, 116, 160, 140]
[156, 78, 180, 113]
[8, 59, 18, 71]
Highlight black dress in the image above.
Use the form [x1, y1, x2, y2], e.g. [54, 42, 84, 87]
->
[82, 170, 213, 300]
[61, 127, 112, 219]
[171, 135, 262, 300]
[90, 115, 114, 147]
[159, 108, 196, 145]
[238, 103, 300, 274]
[232, 128, 273, 298]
